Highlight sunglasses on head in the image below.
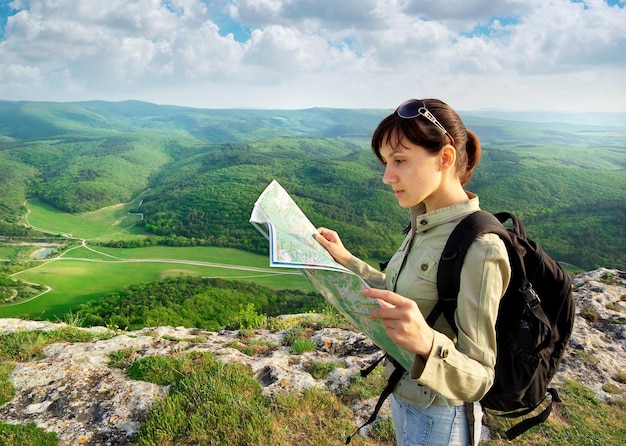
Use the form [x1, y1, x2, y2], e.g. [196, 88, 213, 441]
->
[396, 99, 455, 147]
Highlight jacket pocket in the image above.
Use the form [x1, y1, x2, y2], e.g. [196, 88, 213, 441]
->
[408, 249, 438, 283]
[394, 249, 439, 304]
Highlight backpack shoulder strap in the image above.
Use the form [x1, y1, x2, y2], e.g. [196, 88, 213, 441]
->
[345, 355, 405, 444]
[429, 210, 512, 331]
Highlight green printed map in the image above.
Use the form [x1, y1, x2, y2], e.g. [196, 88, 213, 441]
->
[250, 180, 414, 370]
[250, 180, 347, 271]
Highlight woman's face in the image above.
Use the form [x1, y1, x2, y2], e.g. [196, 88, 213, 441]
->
[378, 135, 446, 211]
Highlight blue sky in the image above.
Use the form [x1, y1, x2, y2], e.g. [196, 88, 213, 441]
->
[0, 0, 624, 112]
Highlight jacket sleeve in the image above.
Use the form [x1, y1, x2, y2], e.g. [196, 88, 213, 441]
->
[409, 233, 511, 402]
[345, 256, 387, 289]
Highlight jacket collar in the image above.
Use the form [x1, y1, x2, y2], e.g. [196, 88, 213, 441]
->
[409, 191, 480, 234]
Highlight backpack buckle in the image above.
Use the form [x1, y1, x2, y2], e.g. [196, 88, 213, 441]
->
[521, 284, 541, 309]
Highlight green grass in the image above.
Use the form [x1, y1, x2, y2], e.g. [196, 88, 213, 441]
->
[130, 351, 391, 446]
[4, 193, 394, 325]
[0, 423, 58, 446]
[308, 359, 346, 379]
[0, 328, 101, 362]
[0, 361, 16, 404]
[0, 320, 391, 446]
[73, 245, 270, 264]
[0, 198, 315, 321]
[483, 380, 626, 445]
[290, 338, 317, 354]
[24, 197, 146, 241]
[3, 247, 312, 320]
[0, 320, 625, 445]
[0, 247, 21, 261]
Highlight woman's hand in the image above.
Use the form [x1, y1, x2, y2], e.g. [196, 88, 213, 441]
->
[364, 287, 435, 359]
[314, 227, 352, 266]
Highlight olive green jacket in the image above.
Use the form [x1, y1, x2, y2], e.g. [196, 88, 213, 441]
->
[346, 193, 511, 407]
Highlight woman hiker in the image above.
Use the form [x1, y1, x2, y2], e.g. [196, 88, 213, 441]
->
[315, 98, 511, 446]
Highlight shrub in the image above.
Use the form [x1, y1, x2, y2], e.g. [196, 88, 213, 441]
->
[307, 359, 344, 379]
[225, 303, 268, 330]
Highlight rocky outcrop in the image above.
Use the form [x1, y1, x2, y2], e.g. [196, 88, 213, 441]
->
[0, 268, 624, 445]
[556, 269, 626, 400]
[0, 320, 383, 445]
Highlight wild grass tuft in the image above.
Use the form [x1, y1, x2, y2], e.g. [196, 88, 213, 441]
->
[108, 348, 137, 369]
[0, 361, 16, 405]
[307, 359, 345, 379]
[56, 310, 85, 327]
[0, 422, 58, 446]
[227, 337, 280, 356]
[133, 352, 280, 445]
[483, 380, 626, 445]
[132, 352, 392, 446]
[0, 328, 100, 362]
[282, 326, 314, 346]
[290, 338, 317, 354]
[340, 363, 387, 403]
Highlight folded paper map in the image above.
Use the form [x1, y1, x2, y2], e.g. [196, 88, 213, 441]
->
[250, 180, 414, 370]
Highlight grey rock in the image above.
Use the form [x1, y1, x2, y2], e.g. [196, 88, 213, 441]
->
[0, 268, 624, 445]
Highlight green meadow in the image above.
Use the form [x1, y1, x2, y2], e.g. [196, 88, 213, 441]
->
[0, 247, 20, 262]
[24, 197, 147, 241]
[2, 200, 313, 320]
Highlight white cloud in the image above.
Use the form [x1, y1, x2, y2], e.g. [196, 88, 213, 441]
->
[399, 0, 531, 32]
[230, 0, 383, 29]
[0, 0, 624, 111]
[500, 0, 626, 72]
[0, 63, 42, 85]
[244, 26, 326, 72]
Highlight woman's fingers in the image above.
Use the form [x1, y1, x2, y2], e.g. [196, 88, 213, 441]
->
[315, 227, 352, 265]
[364, 287, 434, 357]
[363, 287, 405, 307]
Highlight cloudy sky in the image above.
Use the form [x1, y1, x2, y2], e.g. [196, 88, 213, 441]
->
[0, 0, 625, 112]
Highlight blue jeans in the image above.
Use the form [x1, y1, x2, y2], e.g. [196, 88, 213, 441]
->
[390, 395, 481, 446]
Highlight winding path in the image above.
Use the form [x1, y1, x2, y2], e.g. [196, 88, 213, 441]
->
[6, 198, 296, 307]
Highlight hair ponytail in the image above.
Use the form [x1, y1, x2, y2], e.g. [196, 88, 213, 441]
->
[459, 128, 481, 186]
[422, 100, 481, 187]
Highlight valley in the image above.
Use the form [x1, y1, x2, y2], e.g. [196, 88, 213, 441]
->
[2, 196, 312, 320]
[0, 100, 624, 324]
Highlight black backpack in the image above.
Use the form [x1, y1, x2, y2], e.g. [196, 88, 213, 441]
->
[347, 210, 575, 444]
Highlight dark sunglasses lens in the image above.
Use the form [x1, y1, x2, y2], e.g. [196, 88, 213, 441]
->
[397, 100, 424, 119]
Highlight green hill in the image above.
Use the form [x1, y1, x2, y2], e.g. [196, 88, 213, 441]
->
[0, 100, 624, 271]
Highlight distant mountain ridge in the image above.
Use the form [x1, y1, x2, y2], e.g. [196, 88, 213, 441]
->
[0, 100, 387, 142]
[0, 100, 624, 271]
[463, 109, 626, 127]
[2, 99, 624, 141]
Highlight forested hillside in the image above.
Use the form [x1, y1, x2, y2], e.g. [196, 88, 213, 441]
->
[0, 100, 624, 271]
[76, 276, 326, 331]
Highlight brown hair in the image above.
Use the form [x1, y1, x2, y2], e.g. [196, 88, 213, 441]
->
[371, 99, 481, 186]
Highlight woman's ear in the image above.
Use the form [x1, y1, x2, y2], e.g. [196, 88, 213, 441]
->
[440, 145, 457, 170]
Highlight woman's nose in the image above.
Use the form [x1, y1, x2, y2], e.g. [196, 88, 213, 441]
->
[382, 165, 396, 184]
